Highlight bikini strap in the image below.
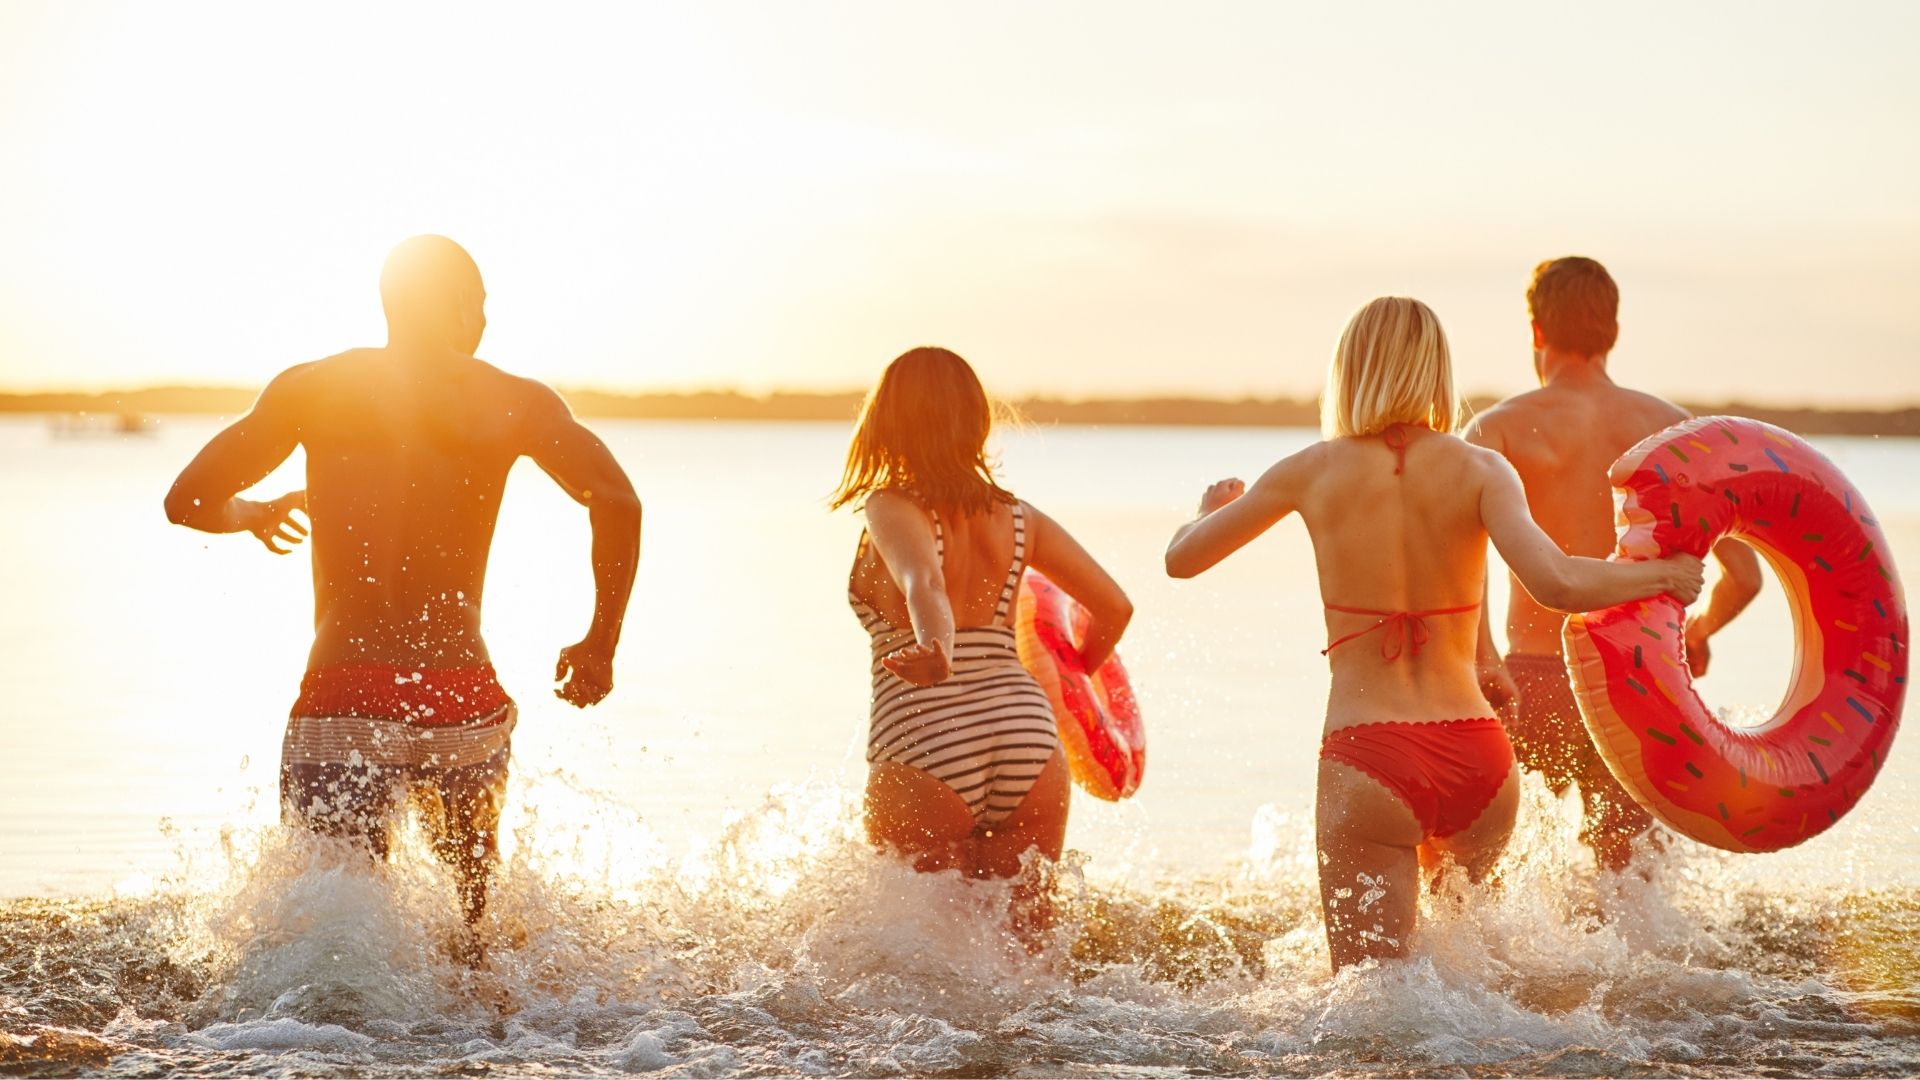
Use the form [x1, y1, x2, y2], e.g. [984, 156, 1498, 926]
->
[849, 501, 948, 615]
[847, 531, 869, 606]
[1383, 423, 1411, 475]
[850, 500, 943, 599]
[1321, 602, 1480, 661]
[992, 502, 1027, 624]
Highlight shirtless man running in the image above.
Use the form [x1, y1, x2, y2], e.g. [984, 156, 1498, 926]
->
[1468, 256, 1761, 872]
[165, 235, 641, 935]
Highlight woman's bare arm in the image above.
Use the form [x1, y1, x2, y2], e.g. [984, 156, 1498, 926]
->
[1478, 453, 1703, 612]
[1164, 444, 1319, 579]
[863, 491, 955, 684]
[1024, 503, 1132, 673]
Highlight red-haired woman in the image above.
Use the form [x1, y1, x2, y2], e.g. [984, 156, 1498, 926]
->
[835, 346, 1133, 894]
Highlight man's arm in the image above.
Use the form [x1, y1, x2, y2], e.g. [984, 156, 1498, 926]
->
[1671, 400, 1764, 676]
[163, 367, 310, 554]
[520, 382, 642, 707]
[1684, 538, 1764, 676]
[1463, 412, 1519, 714]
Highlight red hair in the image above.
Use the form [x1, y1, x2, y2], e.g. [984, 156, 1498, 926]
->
[830, 346, 1015, 517]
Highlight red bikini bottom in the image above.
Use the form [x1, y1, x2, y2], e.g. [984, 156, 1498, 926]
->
[1320, 717, 1515, 839]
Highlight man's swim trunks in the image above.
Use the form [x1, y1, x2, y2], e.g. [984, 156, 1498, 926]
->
[1504, 651, 1651, 854]
[280, 664, 515, 856]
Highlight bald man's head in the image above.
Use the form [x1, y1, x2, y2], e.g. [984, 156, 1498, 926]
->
[380, 235, 486, 352]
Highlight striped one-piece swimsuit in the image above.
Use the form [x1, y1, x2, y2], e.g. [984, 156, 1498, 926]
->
[850, 501, 1061, 827]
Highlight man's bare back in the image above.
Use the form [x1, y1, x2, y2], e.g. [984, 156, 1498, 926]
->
[1469, 374, 1686, 655]
[263, 348, 622, 670]
[1466, 256, 1759, 872]
[164, 236, 640, 935]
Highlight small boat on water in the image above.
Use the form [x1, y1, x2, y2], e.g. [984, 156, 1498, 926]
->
[48, 412, 158, 438]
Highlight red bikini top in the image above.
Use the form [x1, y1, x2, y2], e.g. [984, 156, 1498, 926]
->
[1321, 603, 1481, 660]
[1321, 422, 1478, 660]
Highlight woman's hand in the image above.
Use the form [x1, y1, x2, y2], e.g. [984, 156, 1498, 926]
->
[883, 639, 951, 687]
[1660, 554, 1706, 606]
[1199, 478, 1246, 515]
[1166, 452, 1313, 579]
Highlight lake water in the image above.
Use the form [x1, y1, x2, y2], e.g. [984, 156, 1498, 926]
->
[1, 416, 1916, 1076]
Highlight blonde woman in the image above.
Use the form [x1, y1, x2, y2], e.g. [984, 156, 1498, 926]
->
[1164, 298, 1702, 969]
[833, 346, 1133, 896]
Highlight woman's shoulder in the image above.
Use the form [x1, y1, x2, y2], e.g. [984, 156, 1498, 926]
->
[862, 488, 934, 528]
[865, 486, 917, 507]
[1259, 438, 1333, 482]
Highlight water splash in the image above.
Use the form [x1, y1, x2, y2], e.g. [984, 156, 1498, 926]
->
[2, 768, 1918, 1076]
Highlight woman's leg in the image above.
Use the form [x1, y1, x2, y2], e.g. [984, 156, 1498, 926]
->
[1425, 764, 1520, 884]
[865, 761, 977, 874]
[971, 751, 1071, 876]
[1316, 759, 1424, 970]
[971, 750, 1070, 947]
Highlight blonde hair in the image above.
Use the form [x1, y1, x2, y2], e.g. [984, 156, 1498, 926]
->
[1320, 297, 1458, 439]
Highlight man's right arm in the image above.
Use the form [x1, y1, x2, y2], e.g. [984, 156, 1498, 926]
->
[164, 365, 311, 554]
[519, 381, 642, 707]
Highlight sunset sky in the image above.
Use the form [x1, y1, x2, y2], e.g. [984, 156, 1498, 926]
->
[1, 2, 1915, 403]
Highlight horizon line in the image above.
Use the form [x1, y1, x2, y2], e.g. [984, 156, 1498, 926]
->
[3, 382, 1918, 414]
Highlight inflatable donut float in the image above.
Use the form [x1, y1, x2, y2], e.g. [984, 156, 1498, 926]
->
[1014, 569, 1145, 800]
[1564, 416, 1906, 853]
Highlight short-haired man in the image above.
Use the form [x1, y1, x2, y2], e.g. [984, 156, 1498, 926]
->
[165, 236, 641, 941]
[1468, 256, 1762, 872]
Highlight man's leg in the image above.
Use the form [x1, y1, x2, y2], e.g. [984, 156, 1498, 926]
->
[1503, 653, 1582, 798]
[1577, 762, 1657, 875]
[1506, 652, 1655, 872]
[280, 758, 399, 859]
[421, 745, 510, 929]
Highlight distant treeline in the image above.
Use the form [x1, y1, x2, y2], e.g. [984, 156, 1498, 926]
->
[5, 385, 1919, 437]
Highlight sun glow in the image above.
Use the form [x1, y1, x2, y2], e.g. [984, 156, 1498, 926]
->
[2, 2, 1917, 402]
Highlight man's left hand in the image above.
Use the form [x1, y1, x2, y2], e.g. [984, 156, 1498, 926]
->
[555, 637, 615, 707]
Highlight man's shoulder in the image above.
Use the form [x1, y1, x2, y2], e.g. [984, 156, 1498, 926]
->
[483, 366, 570, 415]
[1464, 390, 1550, 448]
[285, 347, 406, 390]
[1613, 385, 1690, 426]
[255, 353, 359, 405]
[302, 346, 383, 371]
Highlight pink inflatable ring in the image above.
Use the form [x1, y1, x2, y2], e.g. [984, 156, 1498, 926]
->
[1564, 416, 1906, 853]
[1014, 569, 1145, 800]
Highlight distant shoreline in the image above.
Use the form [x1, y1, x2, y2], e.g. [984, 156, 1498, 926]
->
[3, 385, 1919, 437]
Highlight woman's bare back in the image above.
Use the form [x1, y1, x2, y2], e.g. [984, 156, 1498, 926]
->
[1292, 429, 1504, 726]
[850, 498, 1026, 629]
